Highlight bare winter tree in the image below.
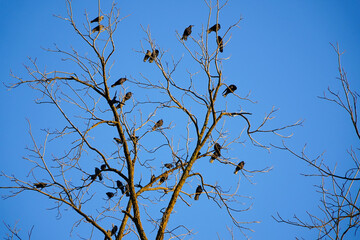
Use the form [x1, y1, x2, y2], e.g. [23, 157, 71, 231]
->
[1, 0, 300, 239]
[274, 43, 360, 240]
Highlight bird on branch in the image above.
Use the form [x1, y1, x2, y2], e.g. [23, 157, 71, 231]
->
[106, 192, 115, 199]
[234, 161, 245, 174]
[143, 50, 152, 62]
[152, 119, 163, 131]
[95, 167, 103, 181]
[149, 49, 159, 63]
[181, 25, 194, 41]
[116, 180, 125, 194]
[111, 77, 127, 87]
[217, 35, 224, 52]
[91, 25, 104, 34]
[91, 16, 104, 23]
[194, 185, 202, 200]
[34, 182, 47, 189]
[207, 23, 220, 33]
[222, 84, 237, 97]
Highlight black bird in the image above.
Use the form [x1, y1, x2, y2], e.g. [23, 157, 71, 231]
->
[143, 50, 152, 62]
[210, 150, 220, 163]
[123, 92, 132, 102]
[106, 192, 115, 199]
[91, 25, 104, 34]
[207, 23, 221, 33]
[95, 167, 103, 181]
[234, 161, 245, 174]
[114, 137, 122, 144]
[194, 185, 202, 200]
[149, 49, 159, 63]
[152, 119, 163, 131]
[214, 143, 222, 154]
[100, 164, 107, 171]
[111, 225, 118, 236]
[34, 182, 47, 189]
[159, 172, 168, 184]
[109, 92, 120, 105]
[116, 180, 125, 194]
[150, 174, 156, 183]
[217, 35, 224, 52]
[125, 184, 130, 196]
[181, 25, 194, 41]
[222, 84, 237, 97]
[111, 77, 127, 87]
[164, 163, 173, 169]
[91, 16, 104, 23]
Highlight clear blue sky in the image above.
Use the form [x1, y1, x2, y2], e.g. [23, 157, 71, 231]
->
[0, 0, 359, 239]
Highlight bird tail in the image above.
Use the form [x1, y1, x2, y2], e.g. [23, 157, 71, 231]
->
[194, 194, 199, 200]
[207, 29, 211, 34]
[220, 47, 223, 53]
[210, 157, 214, 163]
[181, 36, 187, 41]
[234, 169, 238, 175]
[111, 84, 115, 88]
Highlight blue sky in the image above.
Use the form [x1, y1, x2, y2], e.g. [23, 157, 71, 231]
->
[0, 0, 359, 239]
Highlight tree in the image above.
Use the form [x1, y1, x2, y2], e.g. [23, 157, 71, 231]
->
[1, 0, 300, 239]
[274, 43, 360, 239]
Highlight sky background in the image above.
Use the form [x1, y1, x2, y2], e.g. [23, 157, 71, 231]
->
[0, 0, 359, 239]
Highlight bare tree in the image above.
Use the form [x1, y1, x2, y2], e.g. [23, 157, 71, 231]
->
[1, 0, 300, 239]
[274, 43, 360, 240]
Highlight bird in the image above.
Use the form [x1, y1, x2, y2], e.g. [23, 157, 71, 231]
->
[116, 180, 125, 194]
[159, 172, 168, 184]
[207, 23, 221, 33]
[150, 174, 156, 183]
[143, 50, 152, 62]
[114, 137, 122, 144]
[164, 163, 173, 169]
[95, 167, 103, 181]
[91, 25, 104, 34]
[194, 185, 202, 200]
[34, 182, 47, 189]
[210, 150, 220, 163]
[214, 143, 222, 154]
[234, 161, 245, 174]
[152, 119, 163, 131]
[149, 49, 159, 63]
[123, 92, 132, 102]
[222, 84, 237, 97]
[217, 35, 224, 52]
[106, 192, 115, 199]
[111, 225, 118, 236]
[91, 16, 104, 23]
[100, 164, 106, 171]
[109, 92, 120, 105]
[111, 78, 127, 87]
[181, 25, 194, 41]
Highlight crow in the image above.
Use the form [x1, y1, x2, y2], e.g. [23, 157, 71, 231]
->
[114, 137, 122, 144]
[159, 172, 168, 184]
[217, 35, 223, 52]
[34, 182, 47, 189]
[123, 92, 132, 102]
[149, 49, 159, 63]
[214, 143, 222, 154]
[95, 167, 103, 181]
[116, 180, 125, 194]
[210, 150, 220, 163]
[222, 84, 237, 97]
[164, 163, 173, 169]
[100, 164, 106, 171]
[91, 25, 104, 34]
[143, 50, 152, 62]
[234, 161, 245, 174]
[152, 119, 163, 131]
[91, 16, 104, 23]
[194, 185, 202, 200]
[111, 77, 127, 87]
[111, 225, 118, 236]
[106, 192, 114, 199]
[181, 25, 194, 41]
[207, 23, 220, 33]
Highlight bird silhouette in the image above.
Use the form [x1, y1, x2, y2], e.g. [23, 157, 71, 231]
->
[150, 174, 156, 183]
[149, 49, 159, 63]
[106, 192, 115, 199]
[217, 35, 224, 52]
[143, 50, 151, 62]
[34, 182, 47, 189]
[194, 185, 202, 200]
[164, 163, 173, 169]
[207, 23, 220, 33]
[181, 25, 193, 41]
[234, 161, 245, 174]
[152, 119, 163, 131]
[111, 77, 127, 87]
[222, 84, 237, 97]
[100, 164, 106, 171]
[123, 92, 132, 102]
[95, 167, 103, 181]
[159, 172, 168, 184]
[116, 180, 125, 194]
[111, 225, 118, 236]
[91, 25, 104, 34]
[91, 16, 104, 23]
[210, 150, 220, 163]
[214, 143, 222, 154]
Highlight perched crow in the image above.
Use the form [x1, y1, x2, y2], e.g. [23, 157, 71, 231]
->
[123, 92, 132, 102]
[116, 180, 125, 194]
[149, 49, 159, 63]
[152, 119, 163, 131]
[91, 16, 104, 23]
[114, 137, 122, 144]
[194, 185, 202, 200]
[143, 50, 152, 62]
[217, 35, 224, 52]
[181, 25, 194, 41]
[222, 84, 237, 97]
[234, 161, 245, 174]
[164, 163, 173, 169]
[106, 192, 115, 199]
[100, 164, 106, 171]
[111, 77, 127, 87]
[214, 143, 222, 154]
[159, 172, 168, 184]
[150, 174, 156, 183]
[95, 167, 103, 181]
[34, 182, 47, 189]
[207, 23, 221, 33]
[125, 184, 130, 197]
[111, 225, 118, 236]
[109, 92, 120, 105]
[91, 25, 104, 34]
[210, 150, 220, 163]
